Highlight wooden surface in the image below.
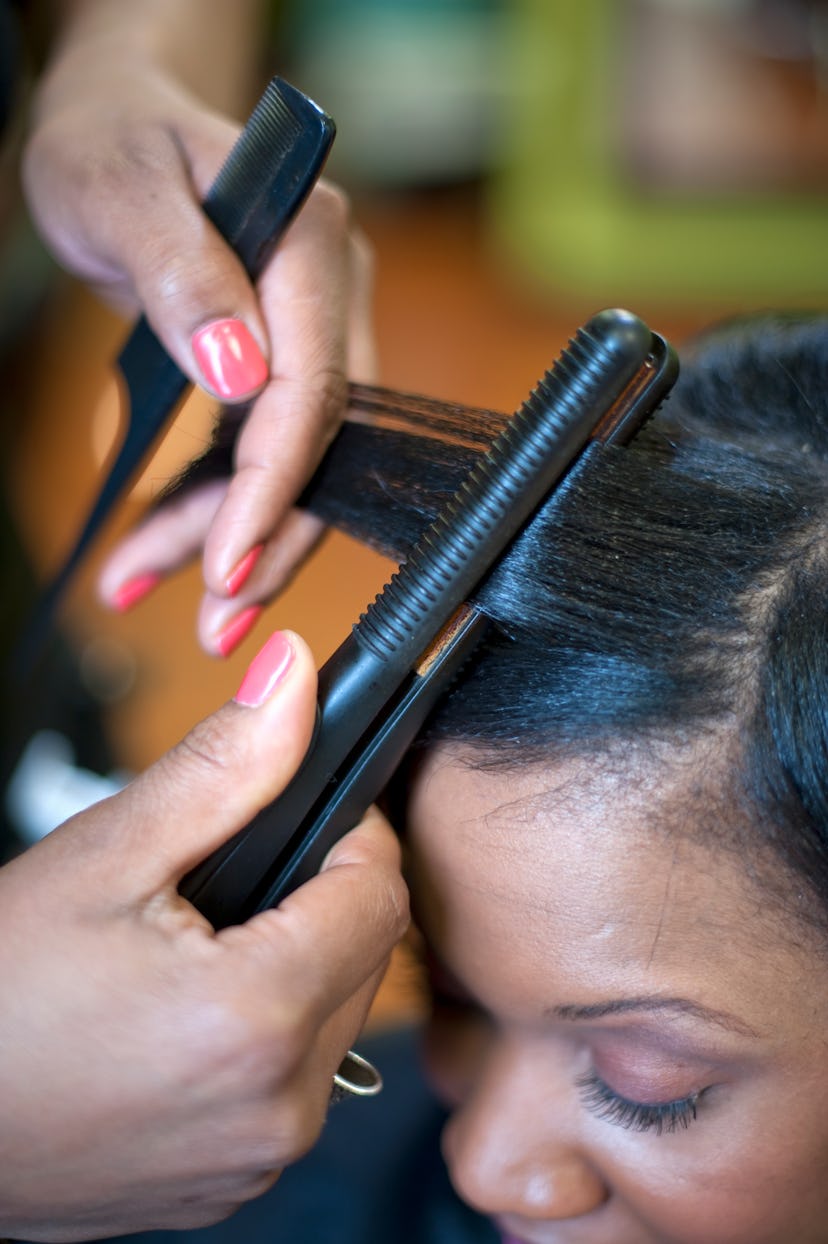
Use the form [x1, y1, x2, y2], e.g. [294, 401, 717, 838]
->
[5, 184, 718, 1026]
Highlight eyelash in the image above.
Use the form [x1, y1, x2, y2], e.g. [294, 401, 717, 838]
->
[427, 968, 706, 1136]
[576, 1070, 702, 1135]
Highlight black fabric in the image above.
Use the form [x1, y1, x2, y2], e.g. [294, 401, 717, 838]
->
[94, 1027, 497, 1244]
[0, 0, 20, 140]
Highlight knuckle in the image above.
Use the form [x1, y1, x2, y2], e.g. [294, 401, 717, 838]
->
[79, 124, 180, 206]
[24, 119, 177, 218]
[161, 714, 240, 793]
[325, 855, 410, 950]
[153, 251, 201, 309]
[332, 821, 409, 934]
[366, 866, 411, 947]
[272, 368, 348, 443]
[309, 367, 349, 438]
[143, 249, 235, 326]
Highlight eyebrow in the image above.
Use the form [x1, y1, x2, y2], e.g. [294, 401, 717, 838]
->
[548, 996, 760, 1038]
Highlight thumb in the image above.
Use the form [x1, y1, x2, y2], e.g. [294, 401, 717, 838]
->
[123, 131, 271, 403]
[78, 630, 318, 894]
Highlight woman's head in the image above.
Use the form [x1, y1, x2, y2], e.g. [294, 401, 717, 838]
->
[404, 740, 828, 1244]
[304, 312, 828, 921]
[196, 309, 828, 1239]
[340, 310, 828, 1242]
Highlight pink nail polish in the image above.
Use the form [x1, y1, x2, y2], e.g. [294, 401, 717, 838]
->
[235, 630, 294, 706]
[112, 572, 161, 612]
[191, 318, 268, 399]
[215, 605, 263, 658]
[225, 543, 264, 596]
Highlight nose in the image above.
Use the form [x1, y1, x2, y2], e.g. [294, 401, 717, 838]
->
[441, 1047, 609, 1221]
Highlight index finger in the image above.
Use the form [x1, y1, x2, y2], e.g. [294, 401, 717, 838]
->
[201, 181, 356, 598]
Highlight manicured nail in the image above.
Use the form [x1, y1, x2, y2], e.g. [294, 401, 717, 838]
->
[112, 572, 161, 613]
[215, 605, 263, 658]
[191, 318, 268, 399]
[235, 629, 294, 706]
[225, 543, 264, 596]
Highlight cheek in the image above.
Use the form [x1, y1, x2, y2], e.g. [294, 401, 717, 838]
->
[421, 1005, 494, 1110]
[424, 1024, 828, 1244]
[595, 1100, 828, 1244]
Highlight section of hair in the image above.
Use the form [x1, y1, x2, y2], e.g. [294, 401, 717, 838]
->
[169, 312, 828, 917]
[311, 314, 828, 919]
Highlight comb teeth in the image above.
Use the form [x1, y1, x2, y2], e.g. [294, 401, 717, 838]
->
[354, 311, 653, 663]
[201, 78, 334, 264]
[209, 80, 304, 204]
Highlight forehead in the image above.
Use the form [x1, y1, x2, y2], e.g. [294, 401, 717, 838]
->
[404, 746, 819, 1030]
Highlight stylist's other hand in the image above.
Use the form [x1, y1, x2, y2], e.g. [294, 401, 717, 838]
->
[23, 36, 375, 654]
[0, 631, 408, 1242]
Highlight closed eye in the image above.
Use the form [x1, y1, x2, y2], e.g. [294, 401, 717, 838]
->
[577, 1069, 704, 1135]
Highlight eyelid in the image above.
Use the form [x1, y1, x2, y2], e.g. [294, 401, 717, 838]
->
[577, 1068, 705, 1136]
[581, 1017, 748, 1075]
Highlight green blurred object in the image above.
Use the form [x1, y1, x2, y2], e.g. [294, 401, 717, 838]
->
[490, 0, 828, 305]
[282, 0, 508, 187]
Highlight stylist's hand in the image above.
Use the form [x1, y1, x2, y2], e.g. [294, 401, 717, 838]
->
[0, 630, 408, 1243]
[23, 46, 375, 655]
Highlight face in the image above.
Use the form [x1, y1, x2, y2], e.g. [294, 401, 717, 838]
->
[404, 746, 828, 1244]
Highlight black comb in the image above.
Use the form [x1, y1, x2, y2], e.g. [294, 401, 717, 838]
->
[18, 77, 335, 673]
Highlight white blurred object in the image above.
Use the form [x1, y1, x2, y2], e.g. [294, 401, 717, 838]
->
[5, 730, 128, 845]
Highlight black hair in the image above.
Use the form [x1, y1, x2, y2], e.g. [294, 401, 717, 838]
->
[179, 312, 828, 917]
[304, 313, 828, 917]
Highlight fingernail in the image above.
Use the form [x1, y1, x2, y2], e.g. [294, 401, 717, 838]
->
[235, 630, 294, 706]
[112, 572, 161, 612]
[215, 605, 263, 658]
[191, 318, 268, 399]
[225, 543, 264, 596]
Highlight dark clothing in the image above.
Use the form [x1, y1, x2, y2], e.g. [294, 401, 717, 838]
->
[0, 1, 19, 138]
[98, 1027, 498, 1244]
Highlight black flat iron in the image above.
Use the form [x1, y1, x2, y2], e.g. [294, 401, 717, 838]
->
[181, 308, 678, 926]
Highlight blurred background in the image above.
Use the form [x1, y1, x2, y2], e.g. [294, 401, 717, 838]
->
[1, 0, 826, 1023]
